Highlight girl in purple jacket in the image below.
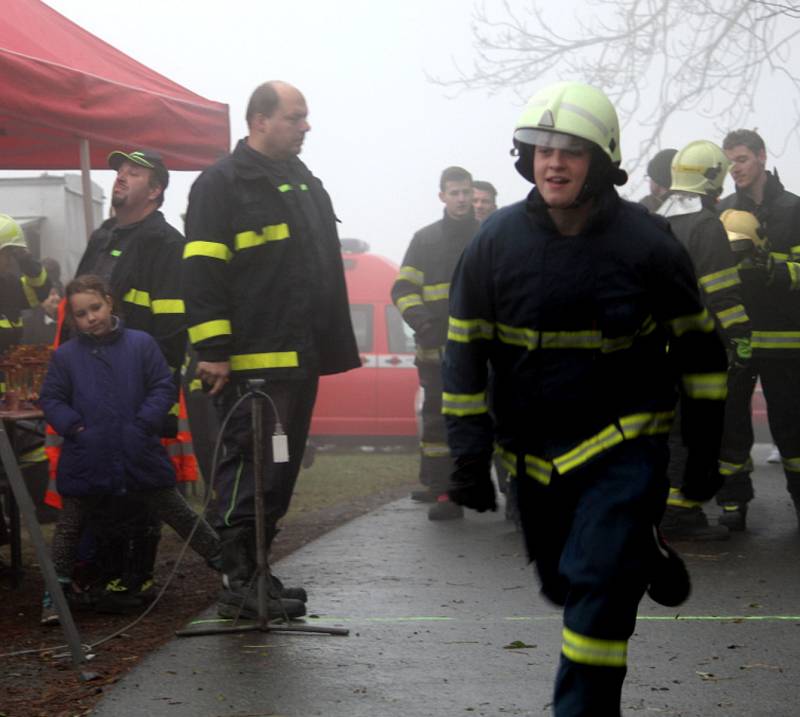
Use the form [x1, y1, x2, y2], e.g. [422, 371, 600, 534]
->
[39, 275, 219, 624]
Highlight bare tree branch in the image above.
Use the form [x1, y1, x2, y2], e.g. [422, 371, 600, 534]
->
[430, 0, 800, 177]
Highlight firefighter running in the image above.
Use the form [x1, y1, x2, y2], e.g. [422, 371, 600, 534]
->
[442, 81, 728, 716]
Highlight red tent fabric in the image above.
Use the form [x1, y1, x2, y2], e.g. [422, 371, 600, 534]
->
[0, 0, 230, 169]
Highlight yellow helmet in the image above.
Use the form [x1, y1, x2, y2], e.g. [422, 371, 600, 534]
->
[720, 209, 767, 254]
[514, 81, 622, 165]
[671, 140, 730, 196]
[0, 214, 27, 251]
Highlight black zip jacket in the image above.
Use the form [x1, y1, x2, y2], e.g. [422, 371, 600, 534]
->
[182, 139, 359, 380]
[0, 253, 51, 354]
[443, 188, 728, 483]
[718, 172, 800, 355]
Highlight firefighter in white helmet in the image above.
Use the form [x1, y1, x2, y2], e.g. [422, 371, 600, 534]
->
[655, 140, 752, 541]
[442, 82, 728, 716]
[0, 214, 52, 358]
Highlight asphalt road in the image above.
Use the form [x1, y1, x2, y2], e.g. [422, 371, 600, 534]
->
[92, 443, 799, 717]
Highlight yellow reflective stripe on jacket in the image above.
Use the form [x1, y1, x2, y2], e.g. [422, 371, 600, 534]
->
[421, 441, 450, 458]
[416, 346, 442, 363]
[681, 372, 728, 400]
[422, 283, 449, 302]
[22, 267, 48, 288]
[494, 445, 517, 478]
[668, 308, 715, 337]
[751, 331, 800, 350]
[277, 183, 308, 192]
[235, 223, 290, 250]
[230, 351, 299, 371]
[189, 378, 203, 392]
[448, 317, 494, 343]
[553, 424, 625, 475]
[524, 454, 553, 485]
[666, 486, 702, 509]
[19, 446, 47, 464]
[699, 267, 741, 294]
[771, 251, 790, 261]
[719, 457, 752, 476]
[497, 323, 539, 350]
[188, 319, 232, 344]
[788, 262, 800, 290]
[184, 240, 233, 262]
[441, 391, 488, 417]
[540, 330, 601, 349]
[0, 317, 23, 329]
[396, 266, 424, 286]
[562, 627, 627, 668]
[782, 456, 800, 473]
[151, 299, 185, 315]
[716, 304, 749, 329]
[21, 281, 38, 308]
[123, 288, 150, 308]
[552, 411, 674, 476]
[791, 245, 800, 259]
[396, 293, 424, 314]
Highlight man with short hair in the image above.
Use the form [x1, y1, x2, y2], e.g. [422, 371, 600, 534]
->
[183, 81, 360, 619]
[715, 129, 800, 529]
[392, 166, 479, 520]
[472, 180, 498, 222]
[639, 148, 678, 212]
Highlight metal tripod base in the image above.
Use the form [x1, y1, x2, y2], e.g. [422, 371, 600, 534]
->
[176, 382, 348, 640]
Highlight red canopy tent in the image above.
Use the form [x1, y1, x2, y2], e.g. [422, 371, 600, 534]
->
[0, 0, 230, 234]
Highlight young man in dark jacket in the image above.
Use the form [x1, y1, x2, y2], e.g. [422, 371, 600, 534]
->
[392, 166, 479, 520]
[716, 129, 800, 530]
[183, 81, 359, 620]
[443, 82, 728, 716]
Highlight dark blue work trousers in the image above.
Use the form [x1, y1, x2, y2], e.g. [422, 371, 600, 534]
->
[518, 437, 669, 717]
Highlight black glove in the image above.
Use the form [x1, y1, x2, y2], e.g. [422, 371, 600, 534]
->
[415, 321, 442, 350]
[681, 449, 724, 502]
[448, 454, 497, 512]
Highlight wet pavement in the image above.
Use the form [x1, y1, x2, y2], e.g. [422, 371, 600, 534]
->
[92, 444, 800, 717]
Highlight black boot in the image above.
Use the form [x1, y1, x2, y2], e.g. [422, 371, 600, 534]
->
[218, 580, 306, 620]
[661, 505, 729, 541]
[719, 503, 748, 531]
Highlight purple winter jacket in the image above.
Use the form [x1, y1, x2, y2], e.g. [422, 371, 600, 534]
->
[39, 321, 176, 497]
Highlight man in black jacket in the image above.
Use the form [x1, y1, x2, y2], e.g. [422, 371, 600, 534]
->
[392, 166, 479, 520]
[716, 129, 800, 530]
[183, 81, 360, 620]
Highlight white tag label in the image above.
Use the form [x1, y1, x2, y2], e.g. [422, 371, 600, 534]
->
[272, 433, 289, 463]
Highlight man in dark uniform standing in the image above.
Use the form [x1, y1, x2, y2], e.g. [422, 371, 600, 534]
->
[183, 81, 360, 619]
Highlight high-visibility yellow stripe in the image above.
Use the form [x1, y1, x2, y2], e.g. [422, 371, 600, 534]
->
[699, 267, 741, 294]
[782, 456, 800, 473]
[169, 402, 180, 416]
[188, 319, 232, 343]
[448, 317, 494, 343]
[553, 424, 625, 474]
[540, 330, 601, 349]
[0, 317, 23, 329]
[396, 293, 424, 314]
[123, 288, 151, 308]
[497, 323, 539, 350]
[230, 351, 299, 371]
[396, 266, 424, 286]
[184, 241, 233, 262]
[189, 378, 203, 392]
[235, 223, 290, 250]
[562, 627, 627, 667]
[22, 268, 47, 288]
[618, 411, 674, 438]
[421, 441, 450, 458]
[716, 304, 749, 329]
[21, 281, 38, 308]
[718, 457, 752, 476]
[151, 299, 185, 315]
[494, 445, 518, 478]
[666, 487, 702, 509]
[752, 331, 800, 349]
[278, 184, 292, 193]
[668, 309, 715, 337]
[791, 245, 800, 259]
[681, 372, 728, 400]
[788, 262, 800, 290]
[524, 454, 553, 485]
[422, 283, 449, 302]
[441, 391, 488, 417]
[416, 346, 441, 363]
[19, 446, 47, 464]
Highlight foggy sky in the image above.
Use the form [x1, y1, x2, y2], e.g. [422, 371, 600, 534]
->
[32, 1, 800, 263]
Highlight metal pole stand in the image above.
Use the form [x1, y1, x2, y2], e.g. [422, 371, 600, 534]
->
[176, 379, 348, 639]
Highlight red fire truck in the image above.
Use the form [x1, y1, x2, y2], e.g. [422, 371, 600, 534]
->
[309, 240, 419, 444]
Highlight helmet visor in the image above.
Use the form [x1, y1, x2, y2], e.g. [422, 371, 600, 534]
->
[514, 128, 591, 152]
